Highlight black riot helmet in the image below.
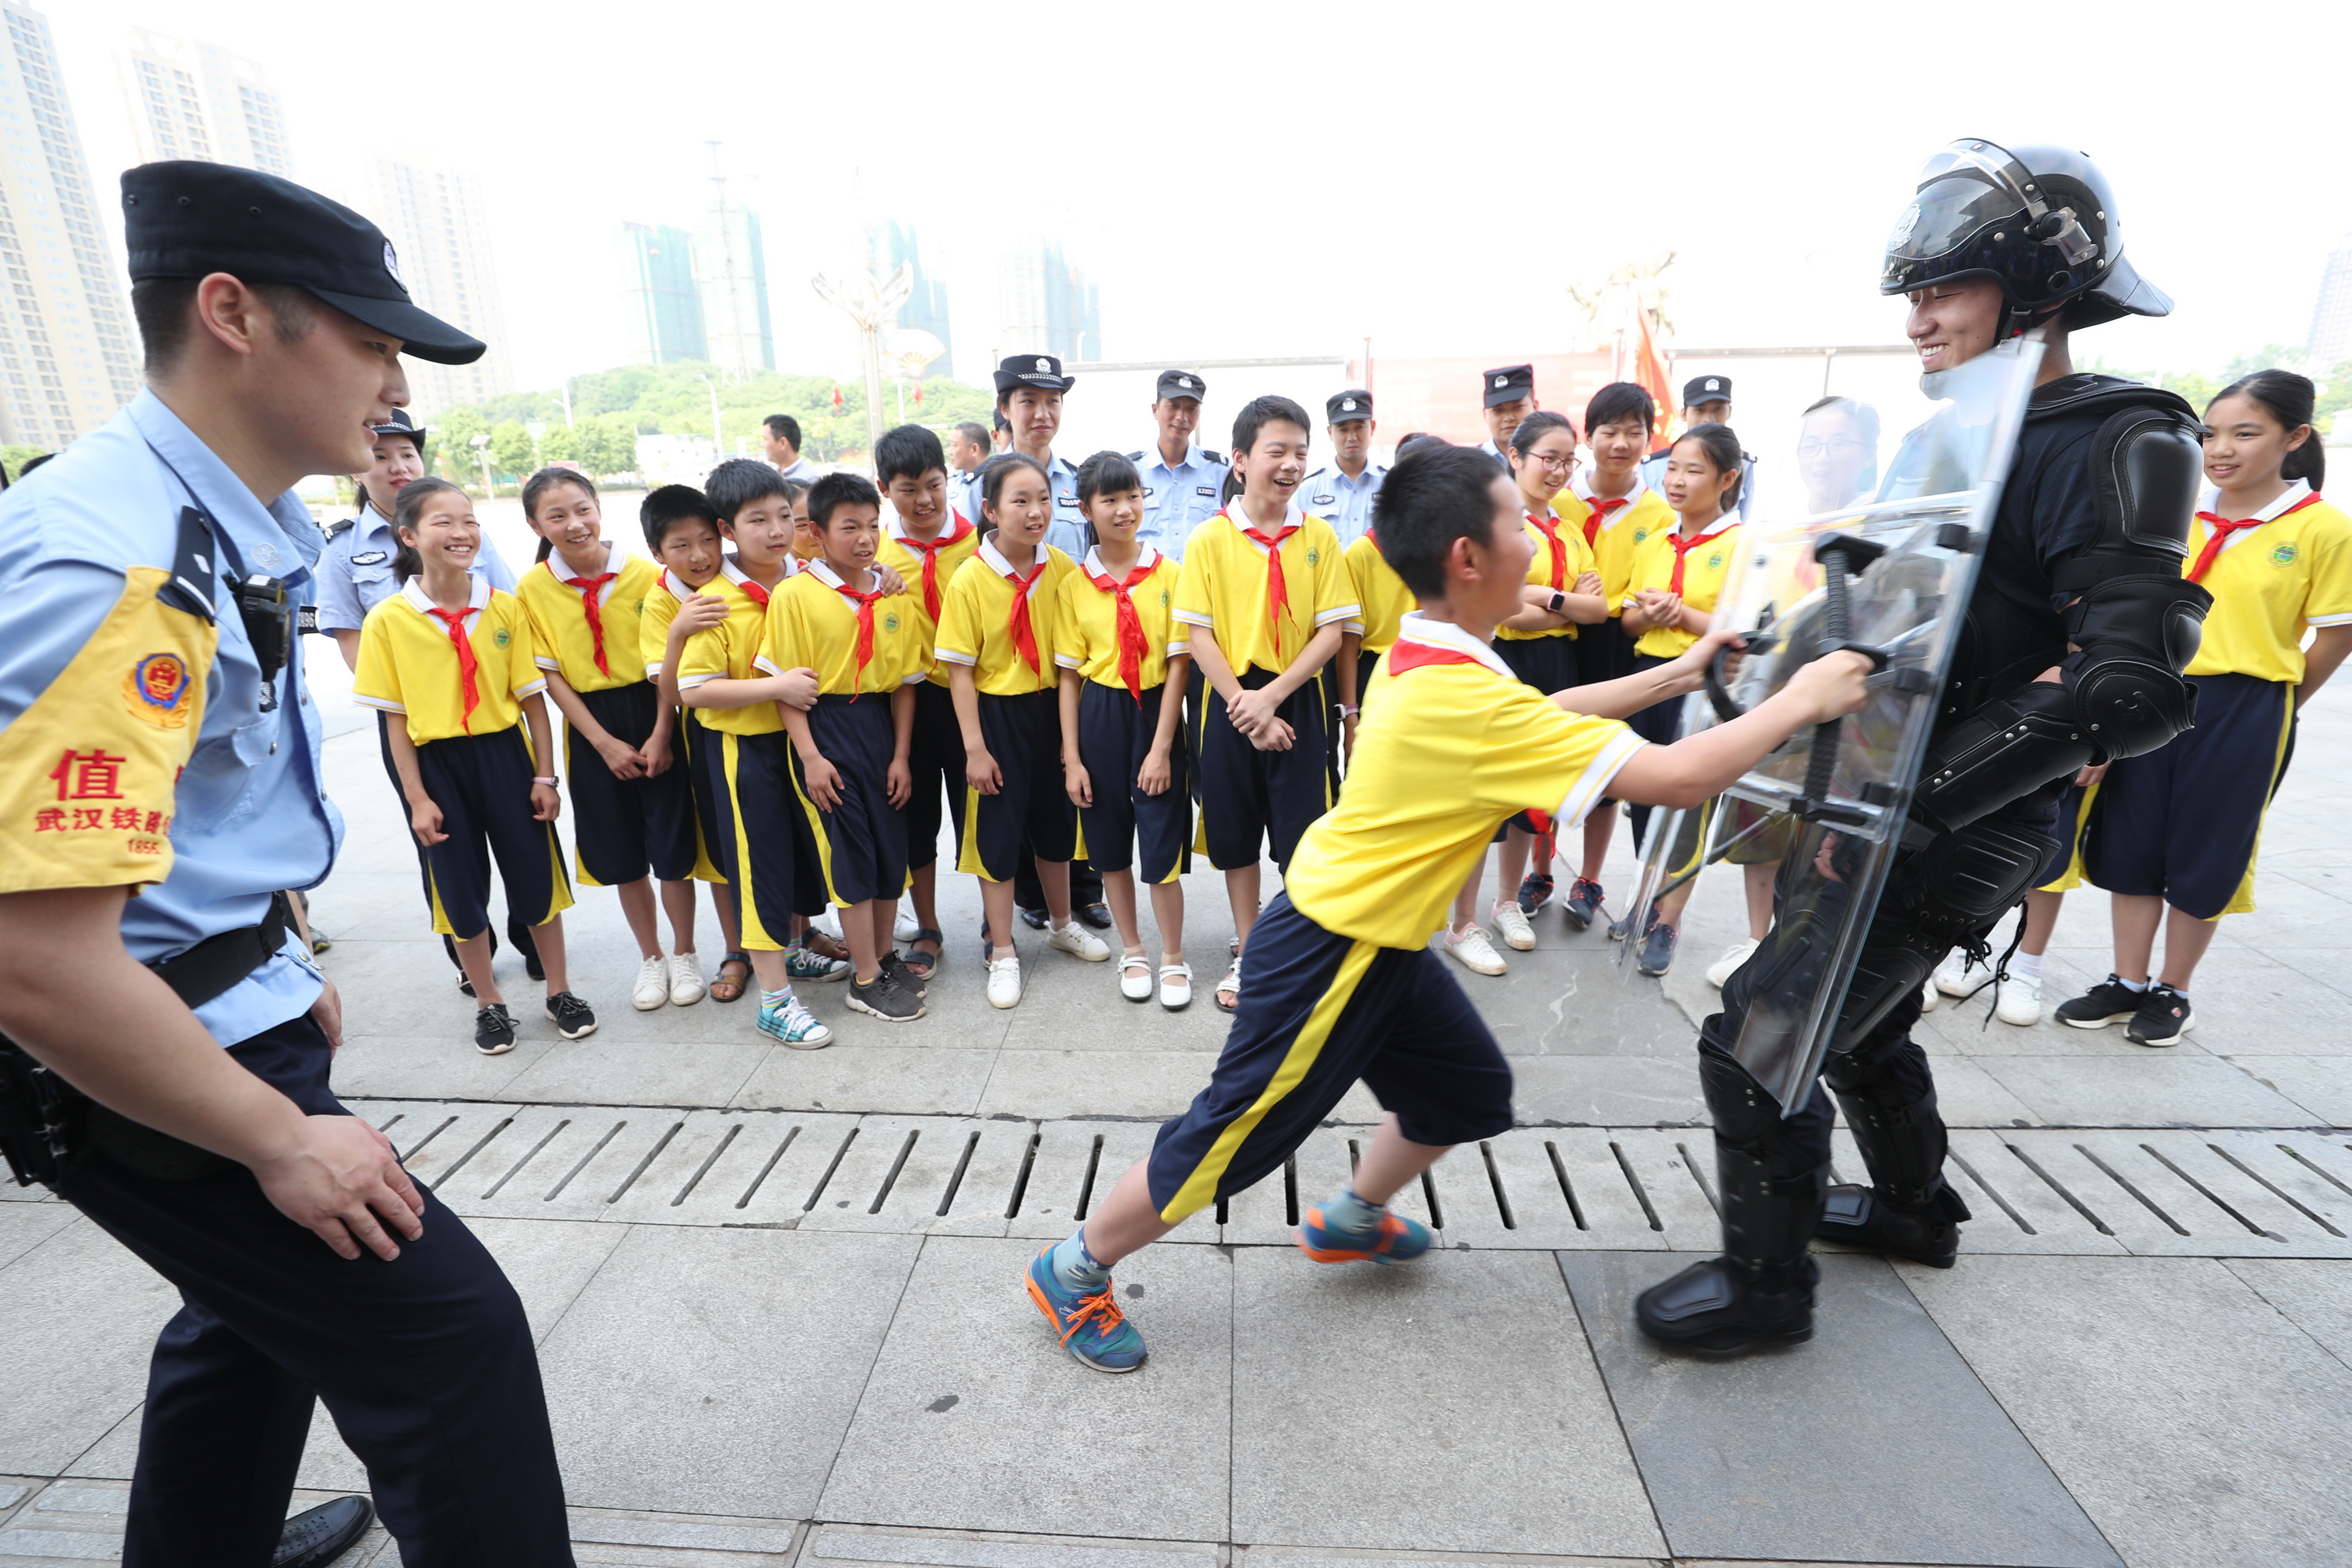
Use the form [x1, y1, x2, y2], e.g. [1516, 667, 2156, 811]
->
[1879, 139, 2170, 333]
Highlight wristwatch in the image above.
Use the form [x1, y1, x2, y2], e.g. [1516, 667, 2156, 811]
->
[1546, 590, 1568, 616]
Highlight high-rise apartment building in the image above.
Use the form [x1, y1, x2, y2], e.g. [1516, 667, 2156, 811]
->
[999, 237, 1099, 365]
[117, 31, 292, 177]
[616, 220, 706, 365]
[862, 218, 951, 378]
[698, 195, 771, 379]
[0, 4, 141, 448]
[2310, 238, 2352, 370]
[359, 153, 512, 413]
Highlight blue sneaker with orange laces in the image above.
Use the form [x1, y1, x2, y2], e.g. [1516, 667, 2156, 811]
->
[1295, 1203, 1434, 1266]
[1025, 1249, 1147, 1373]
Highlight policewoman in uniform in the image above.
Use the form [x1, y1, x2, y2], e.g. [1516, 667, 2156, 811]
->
[1130, 367, 1228, 559]
[317, 409, 540, 989]
[0, 163, 573, 1564]
[1297, 389, 1386, 545]
[1476, 365, 1536, 467]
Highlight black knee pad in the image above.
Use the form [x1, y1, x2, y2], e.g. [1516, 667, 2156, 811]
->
[1696, 1028, 1828, 1179]
[1824, 1033, 1968, 1218]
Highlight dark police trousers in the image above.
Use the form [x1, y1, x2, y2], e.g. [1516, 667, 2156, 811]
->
[52, 1014, 574, 1567]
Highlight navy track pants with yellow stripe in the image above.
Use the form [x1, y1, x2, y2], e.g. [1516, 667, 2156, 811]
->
[1146, 892, 1515, 1223]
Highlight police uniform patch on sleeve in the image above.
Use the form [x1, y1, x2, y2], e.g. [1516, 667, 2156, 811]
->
[125, 653, 196, 728]
[350, 551, 389, 567]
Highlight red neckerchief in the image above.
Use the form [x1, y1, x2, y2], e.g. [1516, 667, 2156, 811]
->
[549, 560, 618, 676]
[1237, 508, 1302, 659]
[994, 550, 1050, 683]
[900, 514, 975, 623]
[1666, 523, 1735, 596]
[1087, 554, 1159, 702]
[830, 573, 885, 696]
[2190, 492, 2322, 583]
[1581, 494, 1630, 550]
[426, 606, 482, 733]
[1527, 510, 1569, 591]
[1385, 640, 1480, 674]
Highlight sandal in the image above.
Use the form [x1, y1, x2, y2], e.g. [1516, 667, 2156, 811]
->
[1160, 961, 1193, 1011]
[1214, 961, 1242, 1014]
[709, 950, 752, 1003]
[1119, 951, 1153, 1002]
[902, 927, 943, 982]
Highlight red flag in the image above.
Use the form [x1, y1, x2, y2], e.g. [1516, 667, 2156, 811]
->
[831, 384, 843, 410]
[911, 381, 924, 407]
[1632, 303, 1674, 442]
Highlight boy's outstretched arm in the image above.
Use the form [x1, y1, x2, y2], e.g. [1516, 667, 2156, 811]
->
[1609, 648, 1873, 811]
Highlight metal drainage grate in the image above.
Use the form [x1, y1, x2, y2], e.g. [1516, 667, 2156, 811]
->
[352, 1101, 2352, 1258]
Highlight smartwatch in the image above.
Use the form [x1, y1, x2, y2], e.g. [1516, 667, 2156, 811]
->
[1546, 590, 1568, 616]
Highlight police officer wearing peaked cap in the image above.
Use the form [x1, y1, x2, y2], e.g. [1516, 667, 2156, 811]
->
[1297, 389, 1386, 545]
[1477, 363, 1536, 468]
[1129, 367, 1228, 560]
[1639, 372, 1762, 521]
[992, 350, 1092, 559]
[0, 162, 574, 1565]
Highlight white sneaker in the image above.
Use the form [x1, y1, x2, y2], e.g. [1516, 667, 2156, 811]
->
[1705, 937, 1760, 989]
[1445, 925, 1507, 977]
[894, 900, 919, 943]
[1920, 975, 1939, 1013]
[632, 954, 671, 1011]
[813, 907, 845, 941]
[1994, 972, 2044, 1026]
[1048, 921, 1111, 962]
[986, 951, 1024, 1008]
[1492, 902, 1536, 952]
[1934, 948, 1993, 999]
[668, 952, 706, 1007]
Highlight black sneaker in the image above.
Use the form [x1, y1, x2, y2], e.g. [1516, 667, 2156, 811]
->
[474, 1003, 517, 1055]
[1516, 872, 1555, 915]
[544, 991, 599, 1039]
[878, 950, 927, 998]
[1563, 877, 1605, 931]
[2056, 974, 2143, 1030]
[1638, 920, 1679, 977]
[2126, 983, 2193, 1047]
[847, 971, 925, 1021]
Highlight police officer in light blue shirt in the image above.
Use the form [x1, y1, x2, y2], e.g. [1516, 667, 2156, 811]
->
[1128, 367, 1229, 560]
[0, 159, 571, 1566]
[993, 352, 1088, 556]
[1296, 388, 1387, 544]
[1478, 363, 1537, 467]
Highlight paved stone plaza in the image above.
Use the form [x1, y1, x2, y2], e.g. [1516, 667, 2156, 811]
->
[5, 687, 2351, 1568]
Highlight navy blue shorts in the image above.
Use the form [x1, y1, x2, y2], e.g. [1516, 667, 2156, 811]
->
[2083, 672, 2294, 920]
[903, 680, 967, 871]
[958, 689, 1077, 881]
[416, 727, 571, 940]
[1145, 893, 1515, 1222]
[707, 728, 816, 948]
[797, 694, 911, 907]
[1075, 679, 1192, 883]
[680, 708, 727, 882]
[1579, 616, 1640, 686]
[1192, 667, 1333, 873]
[565, 681, 697, 887]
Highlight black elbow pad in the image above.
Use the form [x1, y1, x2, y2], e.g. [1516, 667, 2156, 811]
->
[2056, 571, 2210, 761]
[1912, 682, 2097, 837]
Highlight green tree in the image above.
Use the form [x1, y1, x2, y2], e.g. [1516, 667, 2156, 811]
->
[436, 407, 488, 485]
[489, 422, 534, 482]
[580, 414, 640, 479]
[1, 444, 47, 483]
[539, 423, 582, 467]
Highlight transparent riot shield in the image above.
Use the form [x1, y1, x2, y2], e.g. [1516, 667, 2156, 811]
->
[1616, 336, 2044, 1114]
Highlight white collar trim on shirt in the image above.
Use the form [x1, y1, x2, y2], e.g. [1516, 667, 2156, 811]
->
[1572, 470, 1649, 519]
[1223, 501, 1305, 547]
[1392, 611, 1515, 680]
[977, 534, 1048, 579]
[2199, 477, 2313, 531]
[721, 557, 791, 593]
[802, 557, 881, 592]
[1081, 543, 1162, 579]
[887, 511, 972, 546]
[399, 570, 490, 619]
[547, 541, 616, 585]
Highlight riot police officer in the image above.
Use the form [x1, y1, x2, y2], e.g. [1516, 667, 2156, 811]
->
[1128, 367, 1228, 559]
[0, 162, 574, 1563]
[1635, 141, 2211, 1354]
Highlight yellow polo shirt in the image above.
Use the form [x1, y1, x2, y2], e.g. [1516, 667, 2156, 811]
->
[1496, 508, 1599, 643]
[637, 566, 711, 680]
[757, 560, 926, 697]
[2184, 489, 2352, 685]
[1172, 504, 1357, 676]
[353, 578, 547, 744]
[1284, 613, 1645, 947]
[675, 561, 790, 735]
[1571, 482, 1674, 613]
[1341, 533, 1415, 655]
[516, 547, 660, 692]
[934, 537, 1078, 696]
[878, 514, 982, 688]
[1054, 545, 1185, 692]
[1626, 521, 1743, 659]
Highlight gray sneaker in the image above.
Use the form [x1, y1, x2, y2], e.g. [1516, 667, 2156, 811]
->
[1637, 921, 1679, 977]
[847, 971, 926, 1022]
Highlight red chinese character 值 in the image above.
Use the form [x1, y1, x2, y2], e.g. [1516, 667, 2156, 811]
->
[48, 750, 128, 801]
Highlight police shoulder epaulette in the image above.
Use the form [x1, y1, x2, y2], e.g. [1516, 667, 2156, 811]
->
[324, 515, 356, 541]
[1202, 448, 1226, 465]
[159, 505, 219, 621]
[1125, 450, 1144, 461]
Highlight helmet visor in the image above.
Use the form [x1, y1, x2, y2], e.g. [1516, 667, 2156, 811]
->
[1886, 169, 2020, 266]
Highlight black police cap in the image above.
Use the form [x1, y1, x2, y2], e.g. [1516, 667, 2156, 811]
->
[369, 407, 427, 453]
[1682, 374, 1732, 406]
[1326, 389, 1372, 423]
[122, 161, 485, 366]
[1155, 368, 1206, 402]
[995, 353, 1074, 394]
[1481, 364, 1534, 409]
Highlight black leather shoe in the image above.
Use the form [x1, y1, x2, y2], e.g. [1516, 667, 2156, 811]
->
[1634, 1255, 1816, 1357]
[1015, 905, 1050, 931]
[1076, 901, 1114, 930]
[1816, 1183, 1963, 1268]
[275, 1495, 373, 1567]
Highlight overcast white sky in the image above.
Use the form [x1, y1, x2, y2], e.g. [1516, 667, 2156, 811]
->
[45, 0, 2352, 395]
